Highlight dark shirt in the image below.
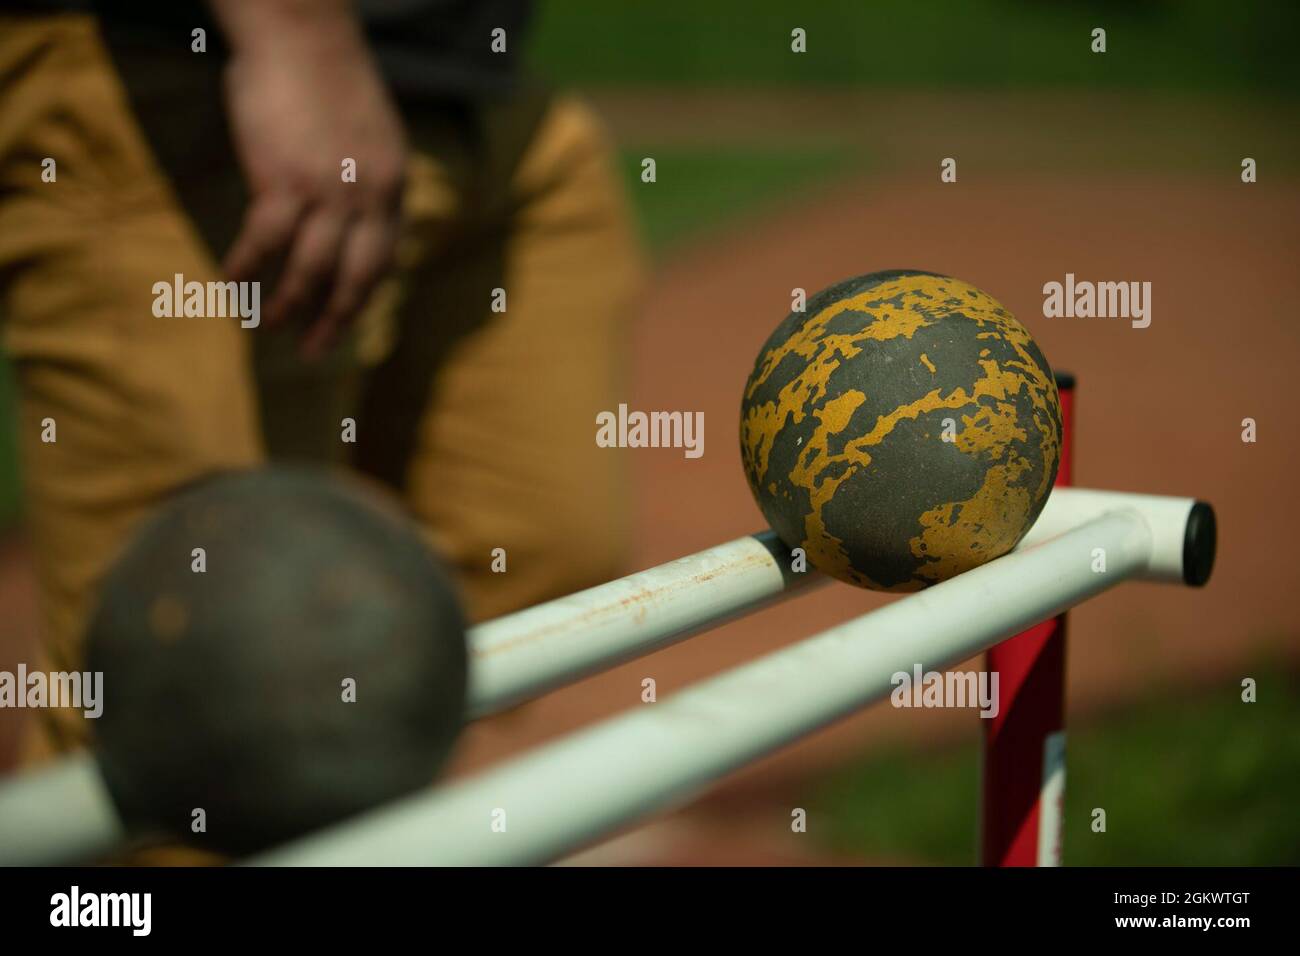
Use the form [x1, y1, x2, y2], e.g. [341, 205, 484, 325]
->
[355, 0, 535, 98]
[2, 0, 535, 98]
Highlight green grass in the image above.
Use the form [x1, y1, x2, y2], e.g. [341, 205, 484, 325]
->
[619, 146, 849, 253]
[532, 0, 1300, 93]
[811, 667, 1300, 865]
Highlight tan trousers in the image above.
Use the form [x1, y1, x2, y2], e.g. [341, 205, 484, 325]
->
[0, 16, 644, 762]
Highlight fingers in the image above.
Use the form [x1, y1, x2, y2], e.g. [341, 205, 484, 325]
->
[264, 209, 349, 326]
[225, 181, 400, 358]
[300, 214, 397, 359]
[223, 192, 305, 281]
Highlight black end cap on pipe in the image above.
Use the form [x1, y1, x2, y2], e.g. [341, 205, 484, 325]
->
[1183, 501, 1216, 587]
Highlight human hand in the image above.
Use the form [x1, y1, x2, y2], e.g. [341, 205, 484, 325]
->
[213, 2, 407, 357]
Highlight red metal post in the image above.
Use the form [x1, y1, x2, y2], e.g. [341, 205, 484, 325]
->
[980, 373, 1074, 866]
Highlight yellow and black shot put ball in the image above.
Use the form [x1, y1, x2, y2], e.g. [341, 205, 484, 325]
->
[740, 270, 1061, 591]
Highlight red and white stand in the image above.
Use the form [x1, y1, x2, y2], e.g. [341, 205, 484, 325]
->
[981, 372, 1075, 867]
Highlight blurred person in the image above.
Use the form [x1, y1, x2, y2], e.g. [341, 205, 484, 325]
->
[0, 0, 644, 764]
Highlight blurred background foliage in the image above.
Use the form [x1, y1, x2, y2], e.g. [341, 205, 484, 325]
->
[530, 0, 1300, 94]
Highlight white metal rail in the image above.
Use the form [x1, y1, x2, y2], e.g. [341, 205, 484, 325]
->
[252, 507, 1181, 865]
[0, 487, 1212, 866]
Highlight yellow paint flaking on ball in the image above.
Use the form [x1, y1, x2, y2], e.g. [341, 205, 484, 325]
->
[743, 274, 994, 483]
[786, 390, 871, 584]
[910, 460, 1034, 582]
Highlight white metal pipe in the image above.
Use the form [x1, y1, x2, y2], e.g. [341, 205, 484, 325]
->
[252, 510, 1157, 866]
[466, 487, 1212, 717]
[467, 531, 814, 716]
[0, 487, 1214, 866]
[0, 752, 125, 866]
[1020, 488, 1213, 586]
